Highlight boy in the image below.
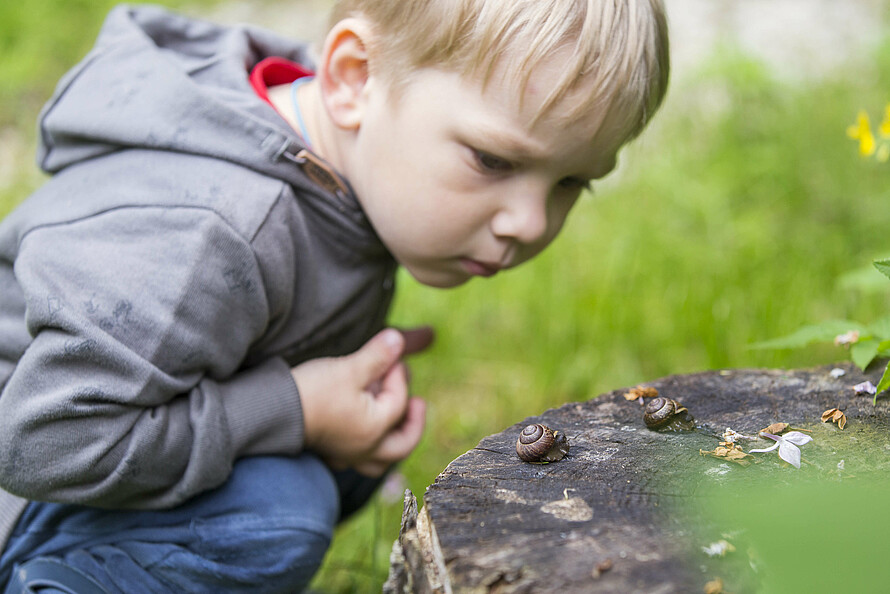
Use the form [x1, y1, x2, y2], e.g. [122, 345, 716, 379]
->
[0, 0, 669, 591]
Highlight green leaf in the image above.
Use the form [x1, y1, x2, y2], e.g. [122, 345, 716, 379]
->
[868, 315, 890, 341]
[750, 320, 869, 350]
[878, 339, 890, 357]
[851, 339, 881, 370]
[875, 362, 890, 405]
[838, 265, 890, 294]
[874, 258, 890, 281]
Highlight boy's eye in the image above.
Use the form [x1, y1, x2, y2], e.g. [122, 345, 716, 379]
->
[473, 150, 515, 173]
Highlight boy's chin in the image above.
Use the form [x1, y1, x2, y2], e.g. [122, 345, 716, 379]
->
[405, 266, 473, 289]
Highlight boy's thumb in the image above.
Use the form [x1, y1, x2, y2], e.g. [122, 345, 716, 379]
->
[353, 328, 404, 381]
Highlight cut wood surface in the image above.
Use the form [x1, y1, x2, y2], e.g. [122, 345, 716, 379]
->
[384, 362, 890, 593]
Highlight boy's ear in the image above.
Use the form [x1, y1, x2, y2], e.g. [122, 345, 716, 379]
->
[318, 18, 375, 131]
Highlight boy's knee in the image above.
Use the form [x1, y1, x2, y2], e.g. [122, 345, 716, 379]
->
[56, 530, 331, 594]
[213, 455, 340, 536]
[60, 456, 342, 593]
[173, 456, 339, 592]
[47, 455, 342, 592]
[150, 524, 332, 592]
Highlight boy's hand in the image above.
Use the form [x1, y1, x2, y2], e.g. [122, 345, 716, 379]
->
[291, 327, 434, 477]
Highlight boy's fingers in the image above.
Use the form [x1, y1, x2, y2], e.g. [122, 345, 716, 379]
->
[351, 398, 426, 477]
[350, 328, 404, 385]
[371, 362, 410, 427]
[372, 397, 426, 464]
[353, 460, 388, 478]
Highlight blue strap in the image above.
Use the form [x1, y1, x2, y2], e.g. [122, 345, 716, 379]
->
[290, 76, 315, 149]
[6, 558, 109, 594]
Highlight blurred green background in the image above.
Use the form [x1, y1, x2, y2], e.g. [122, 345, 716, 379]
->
[3, 1, 890, 591]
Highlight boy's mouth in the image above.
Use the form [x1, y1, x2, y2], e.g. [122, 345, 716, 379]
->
[460, 258, 501, 278]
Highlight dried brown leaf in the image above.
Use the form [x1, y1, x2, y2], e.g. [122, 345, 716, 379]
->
[822, 407, 847, 430]
[704, 578, 724, 594]
[624, 385, 659, 401]
[760, 422, 789, 435]
[700, 444, 753, 466]
[592, 558, 613, 578]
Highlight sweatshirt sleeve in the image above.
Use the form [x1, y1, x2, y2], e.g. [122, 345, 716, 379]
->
[0, 205, 303, 509]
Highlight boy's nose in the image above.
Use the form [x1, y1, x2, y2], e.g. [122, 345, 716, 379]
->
[490, 193, 549, 245]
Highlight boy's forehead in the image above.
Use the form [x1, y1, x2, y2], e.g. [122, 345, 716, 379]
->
[486, 47, 612, 130]
[481, 56, 620, 158]
[458, 68, 618, 178]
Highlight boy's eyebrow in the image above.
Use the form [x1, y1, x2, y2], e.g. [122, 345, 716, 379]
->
[470, 123, 617, 179]
[469, 124, 550, 160]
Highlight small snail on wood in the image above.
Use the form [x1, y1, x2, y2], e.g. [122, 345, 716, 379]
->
[643, 397, 695, 431]
[516, 423, 569, 463]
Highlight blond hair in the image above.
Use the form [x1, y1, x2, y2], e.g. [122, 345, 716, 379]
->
[330, 0, 669, 146]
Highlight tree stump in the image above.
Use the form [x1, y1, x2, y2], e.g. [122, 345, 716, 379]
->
[384, 363, 890, 593]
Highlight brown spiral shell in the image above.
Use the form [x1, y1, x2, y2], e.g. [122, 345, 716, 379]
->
[643, 397, 695, 431]
[516, 423, 569, 463]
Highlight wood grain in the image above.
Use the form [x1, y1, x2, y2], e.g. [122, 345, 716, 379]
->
[385, 362, 889, 593]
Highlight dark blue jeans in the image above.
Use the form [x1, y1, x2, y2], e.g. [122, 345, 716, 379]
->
[0, 455, 379, 593]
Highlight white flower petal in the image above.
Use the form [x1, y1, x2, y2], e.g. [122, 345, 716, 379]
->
[782, 431, 813, 446]
[702, 540, 733, 557]
[749, 442, 779, 453]
[834, 330, 860, 346]
[778, 441, 802, 469]
[853, 381, 877, 395]
[830, 368, 846, 378]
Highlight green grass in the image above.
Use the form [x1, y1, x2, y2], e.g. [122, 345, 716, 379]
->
[0, 0, 223, 127]
[0, 0, 219, 218]
[4, 4, 890, 592]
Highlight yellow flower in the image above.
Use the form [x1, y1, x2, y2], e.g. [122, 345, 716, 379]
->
[847, 110, 876, 157]
[879, 103, 890, 138]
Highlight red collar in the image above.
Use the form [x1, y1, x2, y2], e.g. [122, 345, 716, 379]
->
[249, 57, 314, 106]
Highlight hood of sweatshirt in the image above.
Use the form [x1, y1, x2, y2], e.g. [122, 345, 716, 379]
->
[0, 5, 402, 552]
[37, 4, 357, 209]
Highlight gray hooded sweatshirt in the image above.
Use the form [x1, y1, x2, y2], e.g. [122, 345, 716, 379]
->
[0, 5, 396, 548]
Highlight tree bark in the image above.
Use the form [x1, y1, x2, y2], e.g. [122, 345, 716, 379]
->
[384, 362, 888, 593]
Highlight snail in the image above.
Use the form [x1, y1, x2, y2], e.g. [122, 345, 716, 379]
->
[516, 423, 569, 463]
[643, 397, 695, 431]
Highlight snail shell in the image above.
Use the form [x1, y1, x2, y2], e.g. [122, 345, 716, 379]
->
[643, 397, 695, 431]
[516, 423, 569, 463]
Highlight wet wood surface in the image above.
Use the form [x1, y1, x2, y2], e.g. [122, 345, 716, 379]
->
[384, 362, 890, 593]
